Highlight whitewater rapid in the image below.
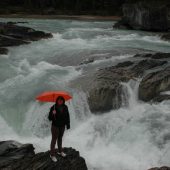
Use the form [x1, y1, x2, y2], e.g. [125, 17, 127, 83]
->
[0, 18, 170, 170]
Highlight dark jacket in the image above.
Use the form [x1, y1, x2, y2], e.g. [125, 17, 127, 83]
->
[48, 103, 70, 129]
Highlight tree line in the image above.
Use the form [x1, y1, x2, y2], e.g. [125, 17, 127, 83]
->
[0, 0, 126, 15]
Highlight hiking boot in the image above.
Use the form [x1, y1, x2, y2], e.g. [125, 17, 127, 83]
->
[50, 155, 57, 162]
[57, 151, 67, 157]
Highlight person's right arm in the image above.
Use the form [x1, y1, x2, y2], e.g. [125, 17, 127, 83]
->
[65, 105, 70, 130]
[48, 106, 53, 121]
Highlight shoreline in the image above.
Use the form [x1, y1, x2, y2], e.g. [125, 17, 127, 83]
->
[0, 14, 121, 21]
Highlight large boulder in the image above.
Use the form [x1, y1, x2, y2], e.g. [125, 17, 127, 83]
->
[87, 64, 135, 113]
[139, 66, 170, 102]
[148, 166, 170, 170]
[0, 22, 53, 41]
[114, 1, 169, 31]
[0, 47, 8, 54]
[0, 34, 29, 47]
[0, 140, 87, 170]
[0, 22, 53, 55]
[161, 33, 170, 41]
[87, 57, 167, 114]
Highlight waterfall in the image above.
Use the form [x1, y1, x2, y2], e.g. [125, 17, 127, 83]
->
[64, 80, 170, 170]
[121, 79, 141, 109]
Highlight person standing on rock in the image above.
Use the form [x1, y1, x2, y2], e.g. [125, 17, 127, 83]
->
[48, 96, 70, 162]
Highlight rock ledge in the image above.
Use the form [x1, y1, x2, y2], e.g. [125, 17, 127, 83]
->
[0, 140, 87, 170]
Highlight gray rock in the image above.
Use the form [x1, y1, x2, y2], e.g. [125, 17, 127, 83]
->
[113, 19, 133, 30]
[0, 140, 35, 168]
[115, 61, 134, 67]
[0, 22, 53, 41]
[139, 66, 170, 102]
[87, 80, 123, 113]
[0, 22, 53, 55]
[87, 57, 167, 114]
[161, 33, 170, 41]
[131, 59, 167, 76]
[152, 94, 170, 102]
[0, 47, 8, 54]
[87, 65, 135, 113]
[114, 1, 169, 31]
[148, 166, 170, 170]
[0, 140, 87, 170]
[0, 34, 29, 47]
[134, 53, 170, 59]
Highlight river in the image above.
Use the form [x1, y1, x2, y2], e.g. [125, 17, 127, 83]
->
[0, 18, 170, 170]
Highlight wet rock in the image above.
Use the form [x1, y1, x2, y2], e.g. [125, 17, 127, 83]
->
[152, 94, 170, 102]
[87, 62, 136, 113]
[25, 30, 53, 41]
[134, 53, 153, 58]
[148, 166, 170, 170]
[0, 140, 35, 168]
[87, 57, 168, 114]
[0, 140, 87, 170]
[80, 58, 94, 65]
[7, 21, 28, 25]
[139, 66, 170, 102]
[113, 19, 133, 30]
[161, 33, 170, 41]
[0, 47, 8, 54]
[149, 53, 170, 59]
[87, 80, 123, 113]
[0, 22, 53, 41]
[0, 22, 53, 54]
[115, 61, 134, 67]
[131, 59, 167, 76]
[0, 34, 29, 47]
[114, 1, 169, 31]
[134, 53, 170, 59]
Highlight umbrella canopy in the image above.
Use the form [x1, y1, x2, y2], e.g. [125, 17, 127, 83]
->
[36, 91, 72, 102]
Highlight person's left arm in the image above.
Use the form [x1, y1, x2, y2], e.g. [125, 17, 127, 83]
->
[65, 105, 70, 130]
[48, 106, 53, 121]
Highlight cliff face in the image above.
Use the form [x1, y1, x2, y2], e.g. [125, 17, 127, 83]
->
[123, 2, 168, 31]
[114, 0, 170, 32]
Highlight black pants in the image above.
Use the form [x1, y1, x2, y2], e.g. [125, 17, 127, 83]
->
[50, 125, 65, 156]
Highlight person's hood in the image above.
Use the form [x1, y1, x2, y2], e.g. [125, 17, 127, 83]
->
[55, 96, 65, 105]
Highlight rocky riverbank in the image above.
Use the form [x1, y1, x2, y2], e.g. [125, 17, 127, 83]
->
[0, 15, 121, 21]
[69, 52, 170, 114]
[0, 22, 53, 55]
[0, 140, 169, 170]
[88, 53, 170, 113]
[0, 140, 87, 170]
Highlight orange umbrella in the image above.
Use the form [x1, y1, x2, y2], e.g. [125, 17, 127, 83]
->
[36, 91, 72, 102]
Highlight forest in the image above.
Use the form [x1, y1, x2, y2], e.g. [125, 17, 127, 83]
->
[0, 0, 126, 15]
